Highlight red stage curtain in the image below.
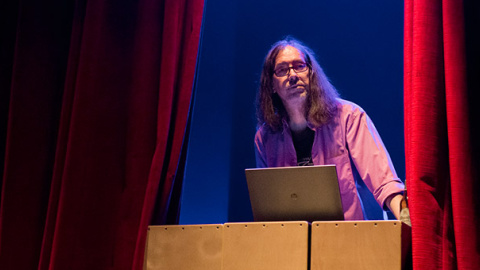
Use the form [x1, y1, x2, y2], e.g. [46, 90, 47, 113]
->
[0, 0, 204, 269]
[404, 0, 480, 269]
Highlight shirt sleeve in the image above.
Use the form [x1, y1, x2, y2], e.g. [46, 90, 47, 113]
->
[345, 106, 404, 210]
[254, 128, 267, 168]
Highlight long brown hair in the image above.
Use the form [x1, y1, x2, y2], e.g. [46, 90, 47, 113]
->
[256, 37, 340, 131]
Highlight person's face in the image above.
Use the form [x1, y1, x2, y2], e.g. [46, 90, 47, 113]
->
[272, 46, 310, 108]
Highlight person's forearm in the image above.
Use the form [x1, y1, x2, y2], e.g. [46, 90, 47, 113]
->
[386, 194, 403, 220]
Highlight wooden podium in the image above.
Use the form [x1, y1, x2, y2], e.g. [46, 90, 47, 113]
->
[144, 224, 223, 270]
[310, 221, 411, 270]
[222, 221, 309, 270]
[144, 221, 411, 270]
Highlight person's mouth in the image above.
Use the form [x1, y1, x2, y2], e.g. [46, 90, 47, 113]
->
[289, 84, 305, 90]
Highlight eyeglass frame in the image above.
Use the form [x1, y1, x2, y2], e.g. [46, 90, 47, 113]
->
[273, 61, 310, 77]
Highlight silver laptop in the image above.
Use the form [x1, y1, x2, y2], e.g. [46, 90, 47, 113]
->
[245, 165, 344, 222]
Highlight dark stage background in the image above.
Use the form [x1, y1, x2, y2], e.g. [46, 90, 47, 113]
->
[180, 0, 404, 224]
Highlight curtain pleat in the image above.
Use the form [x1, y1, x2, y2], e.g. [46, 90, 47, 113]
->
[0, 1, 75, 269]
[442, 1, 479, 269]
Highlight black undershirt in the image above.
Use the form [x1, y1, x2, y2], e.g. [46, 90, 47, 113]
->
[291, 127, 315, 166]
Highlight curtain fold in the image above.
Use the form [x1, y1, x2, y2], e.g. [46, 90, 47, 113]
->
[404, 0, 480, 269]
[0, 0, 204, 269]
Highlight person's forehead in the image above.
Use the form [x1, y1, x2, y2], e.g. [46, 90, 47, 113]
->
[275, 46, 305, 65]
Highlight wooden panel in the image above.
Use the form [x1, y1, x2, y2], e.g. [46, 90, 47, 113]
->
[222, 221, 309, 270]
[311, 221, 409, 270]
[144, 224, 223, 270]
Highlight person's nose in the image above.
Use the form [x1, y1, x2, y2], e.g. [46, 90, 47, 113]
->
[288, 71, 299, 84]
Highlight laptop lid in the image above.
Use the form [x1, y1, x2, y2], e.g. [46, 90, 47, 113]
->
[245, 165, 344, 222]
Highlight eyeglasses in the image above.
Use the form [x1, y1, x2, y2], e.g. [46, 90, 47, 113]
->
[274, 62, 309, 77]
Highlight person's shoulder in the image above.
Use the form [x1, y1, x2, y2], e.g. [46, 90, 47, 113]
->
[255, 123, 266, 135]
[336, 98, 366, 116]
[254, 123, 271, 146]
[255, 123, 271, 138]
[255, 122, 283, 140]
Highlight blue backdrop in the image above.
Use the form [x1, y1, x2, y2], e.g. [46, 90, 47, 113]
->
[179, 0, 404, 224]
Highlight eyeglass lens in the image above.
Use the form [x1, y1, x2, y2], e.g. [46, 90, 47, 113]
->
[274, 62, 308, 77]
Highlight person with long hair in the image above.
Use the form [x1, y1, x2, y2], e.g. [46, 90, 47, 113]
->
[254, 37, 404, 220]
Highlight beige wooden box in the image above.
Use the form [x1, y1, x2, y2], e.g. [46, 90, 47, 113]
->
[222, 221, 309, 270]
[144, 224, 223, 270]
[310, 221, 411, 270]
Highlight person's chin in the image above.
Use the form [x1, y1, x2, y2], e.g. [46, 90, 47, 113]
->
[288, 87, 307, 98]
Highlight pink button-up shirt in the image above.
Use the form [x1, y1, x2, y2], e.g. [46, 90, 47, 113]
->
[254, 99, 404, 220]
